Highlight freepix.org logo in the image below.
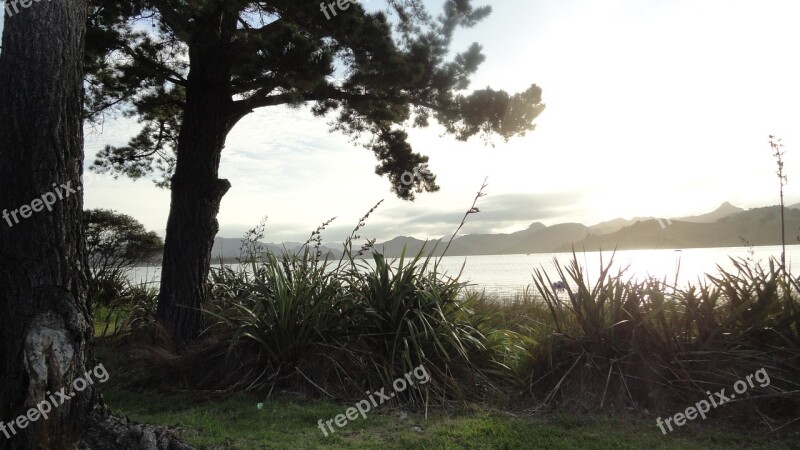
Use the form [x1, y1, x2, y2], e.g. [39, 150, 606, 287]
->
[2, 181, 80, 228]
[4, 0, 52, 19]
[400, 166, 433, 186]
[0, 363, 110, 441]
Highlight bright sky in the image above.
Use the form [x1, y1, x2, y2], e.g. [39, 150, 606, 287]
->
[6, 0, 800, 243]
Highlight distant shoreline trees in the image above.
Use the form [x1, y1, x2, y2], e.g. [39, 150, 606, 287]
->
[85, 208, 163, 305]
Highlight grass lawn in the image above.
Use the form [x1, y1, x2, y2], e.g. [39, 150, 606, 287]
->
[101, 387, 796, 449]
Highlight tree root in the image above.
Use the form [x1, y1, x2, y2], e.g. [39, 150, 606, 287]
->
[78, 404, 194, 450]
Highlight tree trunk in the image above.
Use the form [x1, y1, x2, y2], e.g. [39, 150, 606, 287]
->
[0, 3, 195, 449]
[0, 1, 95, 447]
[156, 10, 239, 344]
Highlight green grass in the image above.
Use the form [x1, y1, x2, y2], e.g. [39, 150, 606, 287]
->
[101, 387, 794, 449]
[86, 206, 799, 448]
[92, 305, 129, 337]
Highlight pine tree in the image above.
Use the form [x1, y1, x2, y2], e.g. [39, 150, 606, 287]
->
[85, 0, 546, 342]
[0, 2, 193, 446]
[0, 1, 95, 445]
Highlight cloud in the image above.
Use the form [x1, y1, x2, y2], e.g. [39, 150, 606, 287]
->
[65, 0, 800, 246]
[249, 192, 580, 242]
[217, 191, 583, 245]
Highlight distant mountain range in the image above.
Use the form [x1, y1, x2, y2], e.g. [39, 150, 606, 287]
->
[212, 202, 800, 260]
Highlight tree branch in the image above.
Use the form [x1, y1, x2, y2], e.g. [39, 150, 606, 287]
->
[235, 85, 441, 116]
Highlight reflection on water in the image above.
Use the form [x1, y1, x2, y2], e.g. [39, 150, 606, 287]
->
[129, 245, 800, 298]
[432, 245, 799, 297]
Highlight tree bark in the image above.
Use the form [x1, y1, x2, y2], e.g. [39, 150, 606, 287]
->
[0, 1, 95, 448]
[155, 9, 239, 344]
[0, 3, 194, 449]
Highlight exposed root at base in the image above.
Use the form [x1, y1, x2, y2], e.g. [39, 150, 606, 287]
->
[79, 405, 194, 450]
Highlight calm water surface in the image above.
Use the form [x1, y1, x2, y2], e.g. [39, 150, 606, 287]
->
[130, 245, 800, 297]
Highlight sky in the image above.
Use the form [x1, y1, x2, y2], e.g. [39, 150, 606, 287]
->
[5, 0, 800, 244]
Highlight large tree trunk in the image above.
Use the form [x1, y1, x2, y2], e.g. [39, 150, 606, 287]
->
[156, 9, 239, 344]
[0, 1, 95, 447]
[0, 3, 194, 449]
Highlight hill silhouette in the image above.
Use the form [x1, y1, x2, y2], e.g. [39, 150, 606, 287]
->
[212, 203, 800, 259]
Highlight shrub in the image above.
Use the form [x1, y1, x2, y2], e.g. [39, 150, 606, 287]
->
[94, 281, 159, 337]
[341, 249, 490, 402]
[523, 252, 800, 419]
